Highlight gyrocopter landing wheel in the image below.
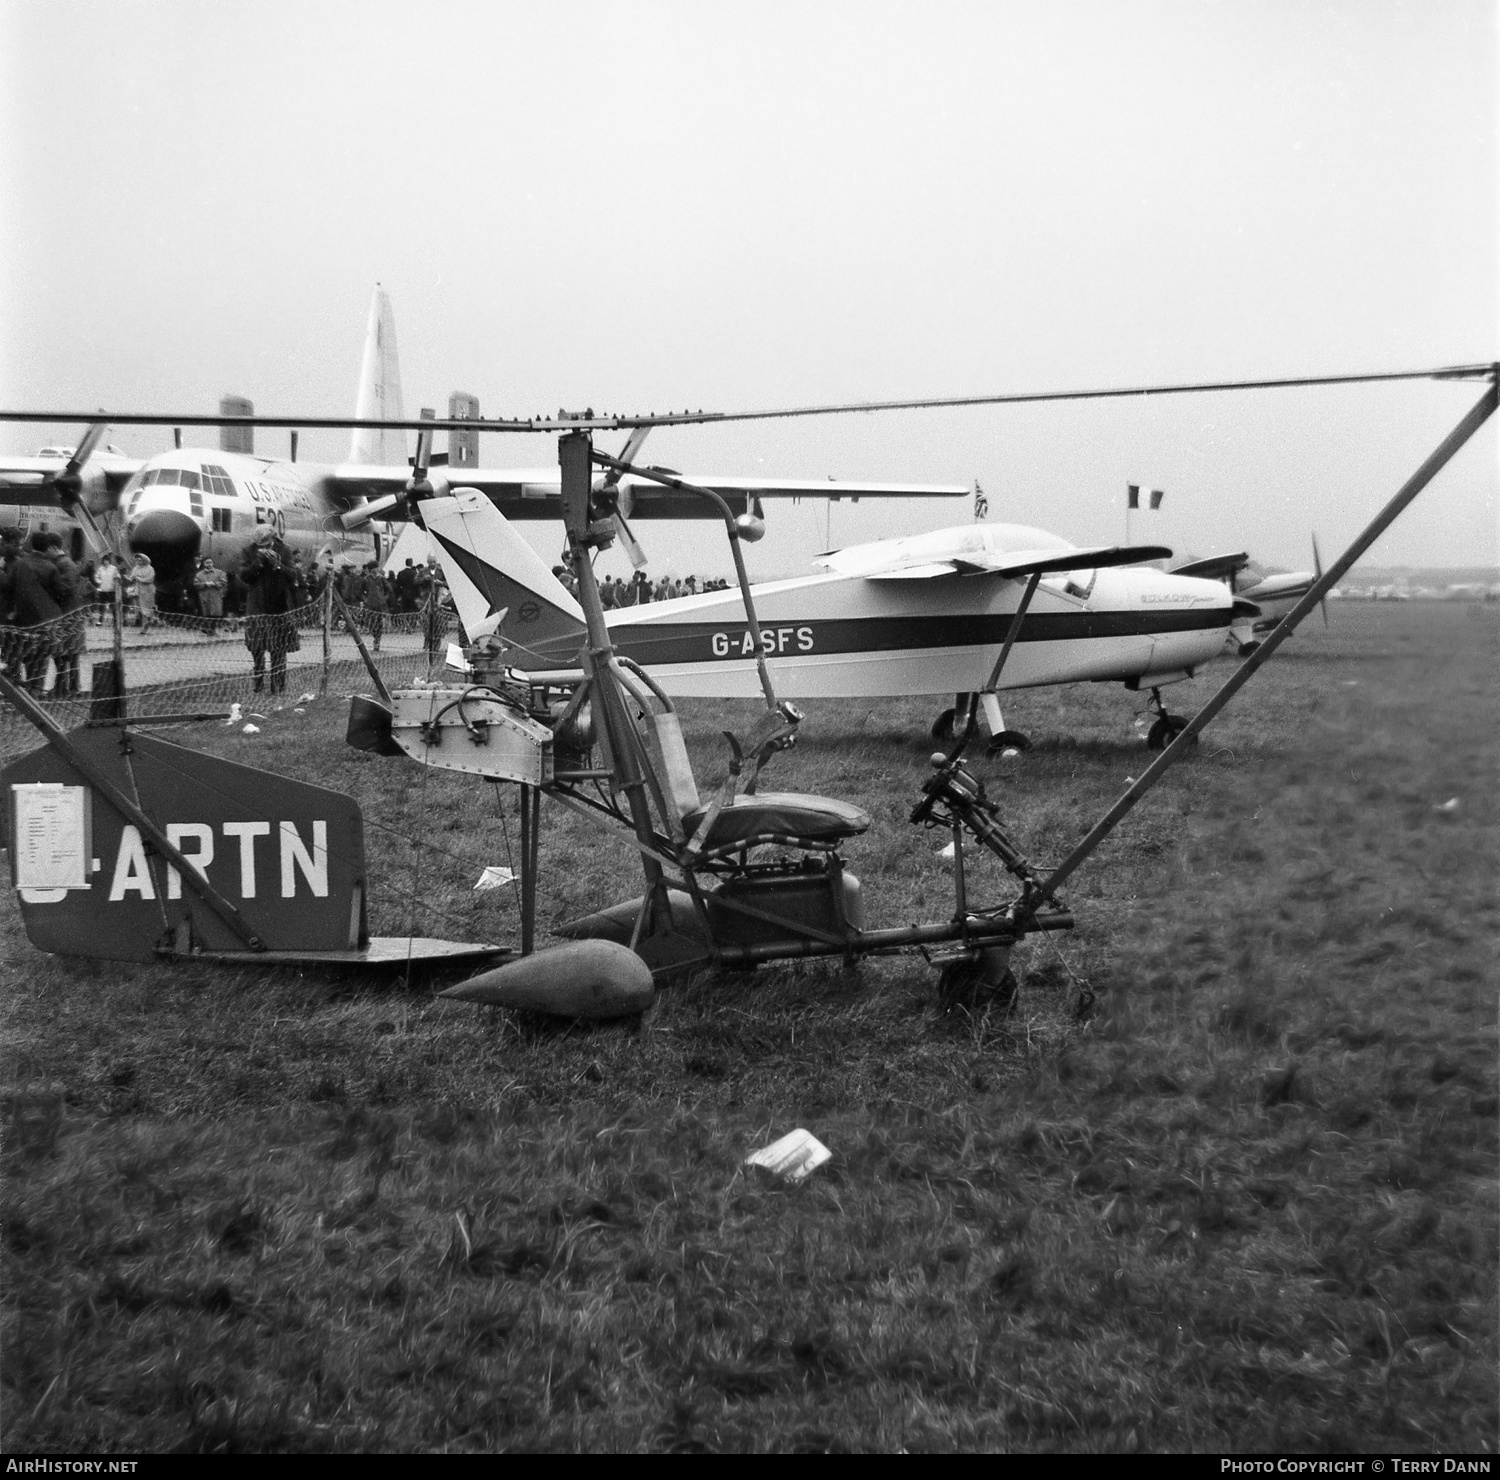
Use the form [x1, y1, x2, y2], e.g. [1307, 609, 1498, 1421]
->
[936, 947, 1019, 1012]
[931, 707, 957, 741]
[986, 729, 1032, 755]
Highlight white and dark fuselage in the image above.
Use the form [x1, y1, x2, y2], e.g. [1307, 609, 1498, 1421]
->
[424, 497, 1235, 701]
[585, 565, 1231, 698]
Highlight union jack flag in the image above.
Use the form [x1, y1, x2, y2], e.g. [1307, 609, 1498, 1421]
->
[973, 481, 988, 521]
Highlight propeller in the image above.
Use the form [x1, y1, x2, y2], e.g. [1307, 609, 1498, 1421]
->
[1312, 532, 1328, 628]
[50, 423, 117, 558]
[341, 408, 440, 529]
[596, 426, 651, 568]
[50, 423, 106, 505]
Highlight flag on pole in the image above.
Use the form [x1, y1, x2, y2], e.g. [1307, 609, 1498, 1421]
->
[1150, 488, 1165, 510]
[1127, 484, 1140, 510]
[974, 481, 988, 521]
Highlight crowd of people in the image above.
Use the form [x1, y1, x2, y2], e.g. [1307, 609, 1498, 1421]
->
[553, 567, 732, 608]
[0, 530, 92, 694]
[1, 528, 452, 697]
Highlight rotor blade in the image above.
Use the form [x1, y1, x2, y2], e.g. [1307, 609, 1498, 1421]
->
[1312, 533, 1328, 627]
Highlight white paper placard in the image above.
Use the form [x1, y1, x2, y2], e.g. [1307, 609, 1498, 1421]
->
[11, 784, 91, 891]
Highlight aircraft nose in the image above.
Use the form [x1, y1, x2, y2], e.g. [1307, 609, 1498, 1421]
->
[129, 508, 201, 579]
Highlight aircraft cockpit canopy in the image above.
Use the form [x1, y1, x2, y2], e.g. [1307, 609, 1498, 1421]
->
[121, 462, 238, 520]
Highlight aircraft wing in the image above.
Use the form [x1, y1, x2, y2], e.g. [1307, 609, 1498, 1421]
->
[318, 465, 968, 521]
[1171, 552, 1250, 582]
[862, 543, 1175, 581]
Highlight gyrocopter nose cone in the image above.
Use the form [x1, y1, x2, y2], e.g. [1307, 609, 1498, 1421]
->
[734, 512, 766, 542]
[129, 508, 202, 576]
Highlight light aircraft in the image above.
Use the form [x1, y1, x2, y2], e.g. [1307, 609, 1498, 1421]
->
[1172, 540, 1326, 655]
[0, 286, 966, 597]
[416, 487, 1238, 750]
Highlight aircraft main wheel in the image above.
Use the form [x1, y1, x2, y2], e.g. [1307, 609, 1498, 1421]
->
[1146, 716, 1196, 751]
[987, 729, 1032, 754]
[931, 707, 957, 741]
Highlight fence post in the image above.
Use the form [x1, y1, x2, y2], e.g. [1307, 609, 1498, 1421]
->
[423, 591, 440, 670]
[110, 579, 126, 720]
[320, 575, 333, 697]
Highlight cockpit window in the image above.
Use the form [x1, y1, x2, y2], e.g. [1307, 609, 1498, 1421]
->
[1043, 569, 1097, 601]
[200, 465, 235, 498]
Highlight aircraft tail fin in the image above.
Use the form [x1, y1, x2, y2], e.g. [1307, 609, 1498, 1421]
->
[349, 285, 408, 466]
[421, 489, 587, 667]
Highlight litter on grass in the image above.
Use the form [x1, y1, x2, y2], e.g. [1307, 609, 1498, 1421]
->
[242, 723, 260, 734]
[225, 703, 242, 725]
[1434, 797, 1460, 814]
[744, 1128, 832, 1183]
[473, 866, 517, 891]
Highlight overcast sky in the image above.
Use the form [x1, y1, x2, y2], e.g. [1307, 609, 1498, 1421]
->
[2, 0, 1494, 578]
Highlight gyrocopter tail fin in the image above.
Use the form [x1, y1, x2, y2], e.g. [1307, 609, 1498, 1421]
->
[420, 489, 587, 664]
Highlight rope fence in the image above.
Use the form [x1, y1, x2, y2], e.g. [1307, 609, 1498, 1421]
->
[0, 585, 465, 767]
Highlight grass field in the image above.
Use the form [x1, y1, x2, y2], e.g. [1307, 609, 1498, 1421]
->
[2, 602, 1495, 1453]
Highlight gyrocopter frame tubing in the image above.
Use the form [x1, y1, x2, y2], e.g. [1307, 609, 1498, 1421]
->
[558, 433, 669, 925]
[558, 432, 1076, 963]
[1033, 369, 1499, 910]
[590, 446, 780, 711]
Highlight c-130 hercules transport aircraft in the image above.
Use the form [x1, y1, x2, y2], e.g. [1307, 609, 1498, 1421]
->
[0, 287, 967, 592]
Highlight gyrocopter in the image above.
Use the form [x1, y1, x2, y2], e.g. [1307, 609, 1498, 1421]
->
[1, 362, 1493, 1012]
[339, 363, 1496, 1017]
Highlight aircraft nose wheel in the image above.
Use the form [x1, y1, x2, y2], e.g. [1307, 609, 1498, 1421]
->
[1144, 687, 1197, 751]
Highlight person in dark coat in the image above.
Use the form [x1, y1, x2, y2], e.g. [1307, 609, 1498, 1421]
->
[240, 526, 298, 694]
[47, 534, 90, 696]
[0, 533, 69, 691]
[362, 563, 388, 652]
[395, 558, 420, 613]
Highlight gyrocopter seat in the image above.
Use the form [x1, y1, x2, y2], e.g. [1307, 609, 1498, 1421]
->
[679, 791, 870, 863]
